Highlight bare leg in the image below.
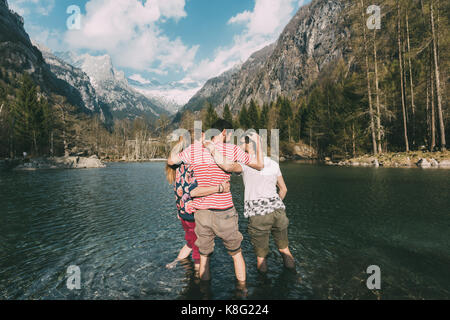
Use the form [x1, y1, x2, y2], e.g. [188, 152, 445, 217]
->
[235, 280, 248, 298]
[279, 247, 295, 270]
[194, 263, 200, 278]
[166, 244, 192, 269]
[256, 257, 268, 273]
[199, 255, 211, 281]
[232, 252, 246, 282]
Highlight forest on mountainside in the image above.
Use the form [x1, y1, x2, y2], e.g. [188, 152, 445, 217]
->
[0, 72, 170, 160]
[186, 0, 448, 159]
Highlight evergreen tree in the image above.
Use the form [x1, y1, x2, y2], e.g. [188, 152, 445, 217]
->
[41, 97, 56, 156]
[204, 102, 218, 130]
[223, 104, 233, 126]
[11, 74, 42, 154]
[239, 105, 249, 129]
[279, 97, 293, 141]
[293, 102, 306, 142]
[247, 99, 260, 130]
[260, 103, 269, 129]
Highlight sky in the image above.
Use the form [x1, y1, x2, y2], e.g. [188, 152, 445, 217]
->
[8, 0, 310, 102]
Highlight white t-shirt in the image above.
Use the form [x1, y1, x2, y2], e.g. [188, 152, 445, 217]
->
[240, 157, 282, 202]
[239, 157, 285, 218]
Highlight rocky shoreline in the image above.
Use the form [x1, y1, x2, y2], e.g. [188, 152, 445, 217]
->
[103, 158, 167, 163]
[325, 151, 450, 169]
[2, 156, 106, 171]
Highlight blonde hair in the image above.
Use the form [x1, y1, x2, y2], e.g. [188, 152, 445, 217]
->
[165, 163, 177, 185]
[165, 135, 189, 185]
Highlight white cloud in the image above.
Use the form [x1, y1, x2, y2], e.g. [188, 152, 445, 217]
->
[9, 0, 55, 16]
[129, 74, 151, 85]
[136, 85, 203, 106]
[64, 0, 197, 74]
[185, 0, 299, 83]
[228, 0, 295, 36]
[228, 10, 252, 25]
[28, 24, 66, 52]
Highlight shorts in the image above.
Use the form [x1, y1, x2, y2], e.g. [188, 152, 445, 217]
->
[194, 207, 243, 257]
[247, 209, 289, 258]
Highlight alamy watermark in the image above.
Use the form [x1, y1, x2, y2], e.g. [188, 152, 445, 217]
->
[366, 265, 381, 290]
[169, 121, 280, 165]
[66, 265, 81, 290]
[66, 5, 81, 30]
[366, 5, 381, 30]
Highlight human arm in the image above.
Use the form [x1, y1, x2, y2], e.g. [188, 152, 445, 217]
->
[203, 132, 264, 172]
[190, 180, 230, 197]
[203, 142, 243, 173]
[277, 174, 288, 200]
[245, 133, 264, 171]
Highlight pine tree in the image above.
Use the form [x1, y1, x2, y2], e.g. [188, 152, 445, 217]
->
[279, 97, 293, 141]
[259, 103, 269, 130]
[247, 99, 260, 130]
[239, 105, 249, 129]
[223, 104, 233, 125]
[204, 102, 218, 130]
[11, 73, 41, 154]
[293, 102, 306, 142]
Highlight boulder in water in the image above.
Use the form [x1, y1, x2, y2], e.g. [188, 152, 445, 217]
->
[417, 158, 431, 168]
[429, 159, 439, 167]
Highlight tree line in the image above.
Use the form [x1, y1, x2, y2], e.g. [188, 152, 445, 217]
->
[0, 72, 168, 160]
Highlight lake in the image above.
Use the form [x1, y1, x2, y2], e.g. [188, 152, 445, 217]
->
[0, 162, 449, 299]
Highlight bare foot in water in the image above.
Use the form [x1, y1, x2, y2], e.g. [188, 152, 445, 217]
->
[166, 245, 192, 269]
[279, 247, 296, 271]
[194, 263, 200, 278]
[257, 257, 268, 273]
[166, 259, 179, 269]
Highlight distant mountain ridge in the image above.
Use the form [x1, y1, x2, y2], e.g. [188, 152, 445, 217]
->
[129, 78, 202, 114]
[183, 0, 350, 114]
[54, 51, 169, 120]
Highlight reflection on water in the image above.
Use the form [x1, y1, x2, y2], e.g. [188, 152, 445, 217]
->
[0, 162, 449, 299]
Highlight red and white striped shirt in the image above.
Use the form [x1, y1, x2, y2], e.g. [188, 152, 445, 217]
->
[178, 142, 250, 210]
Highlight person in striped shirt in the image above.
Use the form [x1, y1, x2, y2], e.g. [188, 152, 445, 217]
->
[167, 119, 264, 283]
[204, 134, 295, 273]
[165, 136, 231, 275]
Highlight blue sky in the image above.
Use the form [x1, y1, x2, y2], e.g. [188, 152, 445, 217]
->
[9, 0, 310, 102]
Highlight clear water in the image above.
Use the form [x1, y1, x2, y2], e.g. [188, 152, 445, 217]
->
[0, 162, 449, 300]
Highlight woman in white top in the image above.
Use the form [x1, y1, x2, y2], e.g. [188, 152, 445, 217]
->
[204, 134, 295, 273]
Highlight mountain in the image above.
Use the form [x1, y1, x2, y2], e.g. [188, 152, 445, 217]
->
[128, 78, 203, 114]
[0, 0, 103, 116]
[34, 42, 112, 123]
[183, 0, 350, 114]
[55, 51, 169, 120]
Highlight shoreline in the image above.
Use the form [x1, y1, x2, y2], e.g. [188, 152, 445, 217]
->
[1, 156, 106, 171]
[0, 157, 169, 171]
[3, 153, 450, 170]
[102, 158, 167, 163]
[324, 151, 450, 169]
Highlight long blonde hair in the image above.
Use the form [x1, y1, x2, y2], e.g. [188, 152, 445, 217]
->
[165, 136, 188, 185]
[165, 163, 177, 185]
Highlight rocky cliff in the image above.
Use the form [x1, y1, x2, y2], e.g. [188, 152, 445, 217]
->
[183, 0, 350, 114]
[55, 51, 169, 121]
[0, 0, 103, 116]
[34, 43, 112, 123]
